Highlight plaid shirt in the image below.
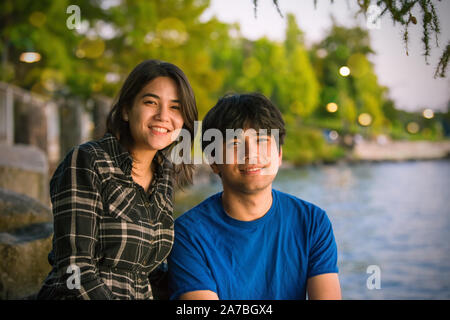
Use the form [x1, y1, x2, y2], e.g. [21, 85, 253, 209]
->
[37, 133, 175, 300]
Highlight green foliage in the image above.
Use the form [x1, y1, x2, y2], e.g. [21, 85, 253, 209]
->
[213, 13, 319, 118]
[264, 0, 448, 78]
[0, 0, 228, 109]
[0, 0, 108, 96]
[282, 124, 346, 165]
[1, 0, 446, 167]
[311, 23, 388, 134]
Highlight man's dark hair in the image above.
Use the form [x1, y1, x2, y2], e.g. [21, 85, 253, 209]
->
[201, 93, 286, 152]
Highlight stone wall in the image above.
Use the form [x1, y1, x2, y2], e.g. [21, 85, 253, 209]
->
[0, 188, 53, 299]
[0, 144, 53, 299]
[0, 144, 49, 206]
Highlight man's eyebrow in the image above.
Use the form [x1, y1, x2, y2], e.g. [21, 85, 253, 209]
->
[141, 93, 180, 103]
[226, 132, 270, 140]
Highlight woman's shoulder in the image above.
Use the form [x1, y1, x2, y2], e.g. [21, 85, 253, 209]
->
[56, 137, 111, 175]
[70, 134, 123, 162]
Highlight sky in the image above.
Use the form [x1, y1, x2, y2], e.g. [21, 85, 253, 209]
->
[201, 0, 450, 112]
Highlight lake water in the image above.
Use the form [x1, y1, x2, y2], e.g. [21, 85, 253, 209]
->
[174, 160, 450, 299]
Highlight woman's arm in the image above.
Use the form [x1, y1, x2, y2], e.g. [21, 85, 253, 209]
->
[50, 146, 115, 299]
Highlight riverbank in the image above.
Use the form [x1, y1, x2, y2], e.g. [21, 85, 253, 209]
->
[188, 139, 450, 184]
[350, 139, 450, 162]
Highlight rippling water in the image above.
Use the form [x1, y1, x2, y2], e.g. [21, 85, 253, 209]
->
[174, 160, 450, 299]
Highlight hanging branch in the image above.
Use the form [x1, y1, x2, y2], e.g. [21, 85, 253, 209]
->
[253, 0, 283, 18]
[435, 42, 449, 78]
[254, 0, 447, 77]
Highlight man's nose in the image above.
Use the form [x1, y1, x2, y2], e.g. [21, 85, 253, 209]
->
[244, 138, 259, 164]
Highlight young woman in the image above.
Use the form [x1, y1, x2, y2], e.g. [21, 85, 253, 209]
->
[37, 60, 197, 299]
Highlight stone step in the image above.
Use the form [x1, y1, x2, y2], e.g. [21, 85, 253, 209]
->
[0, 188, 52, 233]
[0, 222, 53, 299]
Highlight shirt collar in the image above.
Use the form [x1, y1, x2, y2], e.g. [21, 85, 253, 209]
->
[98, 133, 172, 178]
[98, 133, 133, 175]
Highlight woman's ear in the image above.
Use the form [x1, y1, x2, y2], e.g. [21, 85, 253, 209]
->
[122, 108, 129, 122]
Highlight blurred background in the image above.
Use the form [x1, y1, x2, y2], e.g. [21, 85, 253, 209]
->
[0, 0, 449, 299]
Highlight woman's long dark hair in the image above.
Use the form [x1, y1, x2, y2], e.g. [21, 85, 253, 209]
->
[106, 59, 198, 188]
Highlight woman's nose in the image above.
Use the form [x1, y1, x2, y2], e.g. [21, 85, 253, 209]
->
[155, 104, 170, 122]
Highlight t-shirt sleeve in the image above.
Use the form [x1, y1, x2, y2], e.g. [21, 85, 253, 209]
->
[307, 209, 339, 278]
[168, 219, 218, 299]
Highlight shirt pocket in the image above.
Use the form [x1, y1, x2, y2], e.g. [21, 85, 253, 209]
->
[103, 181, 140, 223]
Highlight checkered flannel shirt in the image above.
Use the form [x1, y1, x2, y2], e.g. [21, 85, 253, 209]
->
[38, 133, 175, 299]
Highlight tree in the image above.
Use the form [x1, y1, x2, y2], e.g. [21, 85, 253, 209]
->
[278, 14, 319, 118]
[213, 14, 319, 119]
[0, 0, 230, 116]
[254, 0, 449, 78]
[312, 22, 388, 133]
[0, 0, 107, 96]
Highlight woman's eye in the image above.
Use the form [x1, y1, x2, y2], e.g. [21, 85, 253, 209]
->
[144, 100, 156, 105]
[171, 105, 181, 110]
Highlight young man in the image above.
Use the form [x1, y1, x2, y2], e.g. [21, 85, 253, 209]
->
[168, 93, 341, 300]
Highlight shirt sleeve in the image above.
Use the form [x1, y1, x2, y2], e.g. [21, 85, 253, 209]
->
[50, 146, 116, 299]
[168, 219, 218, 299]
[307, 209, 339, 278]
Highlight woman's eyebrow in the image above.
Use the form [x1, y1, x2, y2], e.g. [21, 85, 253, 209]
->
[141, 93, 180, 103]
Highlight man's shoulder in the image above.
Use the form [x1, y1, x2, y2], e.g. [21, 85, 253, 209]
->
[175, 192, 222, 227]
[273, 189, 323, 210]
[273, 189, 327, 220]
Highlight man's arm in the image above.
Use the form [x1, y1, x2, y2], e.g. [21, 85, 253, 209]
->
[307, 273, 341, 300]
[179, 290, 219, 300]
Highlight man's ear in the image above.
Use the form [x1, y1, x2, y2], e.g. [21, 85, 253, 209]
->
[210, 163, 222, 177]
[278, 146, 283, 166]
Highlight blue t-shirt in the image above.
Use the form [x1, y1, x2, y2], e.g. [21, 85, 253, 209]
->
[168, 189, 338, 300]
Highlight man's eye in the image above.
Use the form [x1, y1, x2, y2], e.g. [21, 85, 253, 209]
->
[144, 100, 156, 105]
[228, 141, 240, 147]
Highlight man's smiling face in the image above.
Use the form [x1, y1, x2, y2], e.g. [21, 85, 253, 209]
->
[211, 128, 282, 195]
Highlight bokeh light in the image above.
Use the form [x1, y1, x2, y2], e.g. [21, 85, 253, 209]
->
[339, 66, 350, 77]
[358, 113, 372, 126]
[76, 38, 105, 59]
[329, 130, 339, 141]
[19, 52, 41, 63]
[326, 102, 338, 113]
[406, 121, 420, 134]
[422, 108, 434, 119]
[156, 17, 188, 48]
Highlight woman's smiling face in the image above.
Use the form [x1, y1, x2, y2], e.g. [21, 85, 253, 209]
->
[123, 76, 184, 151]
